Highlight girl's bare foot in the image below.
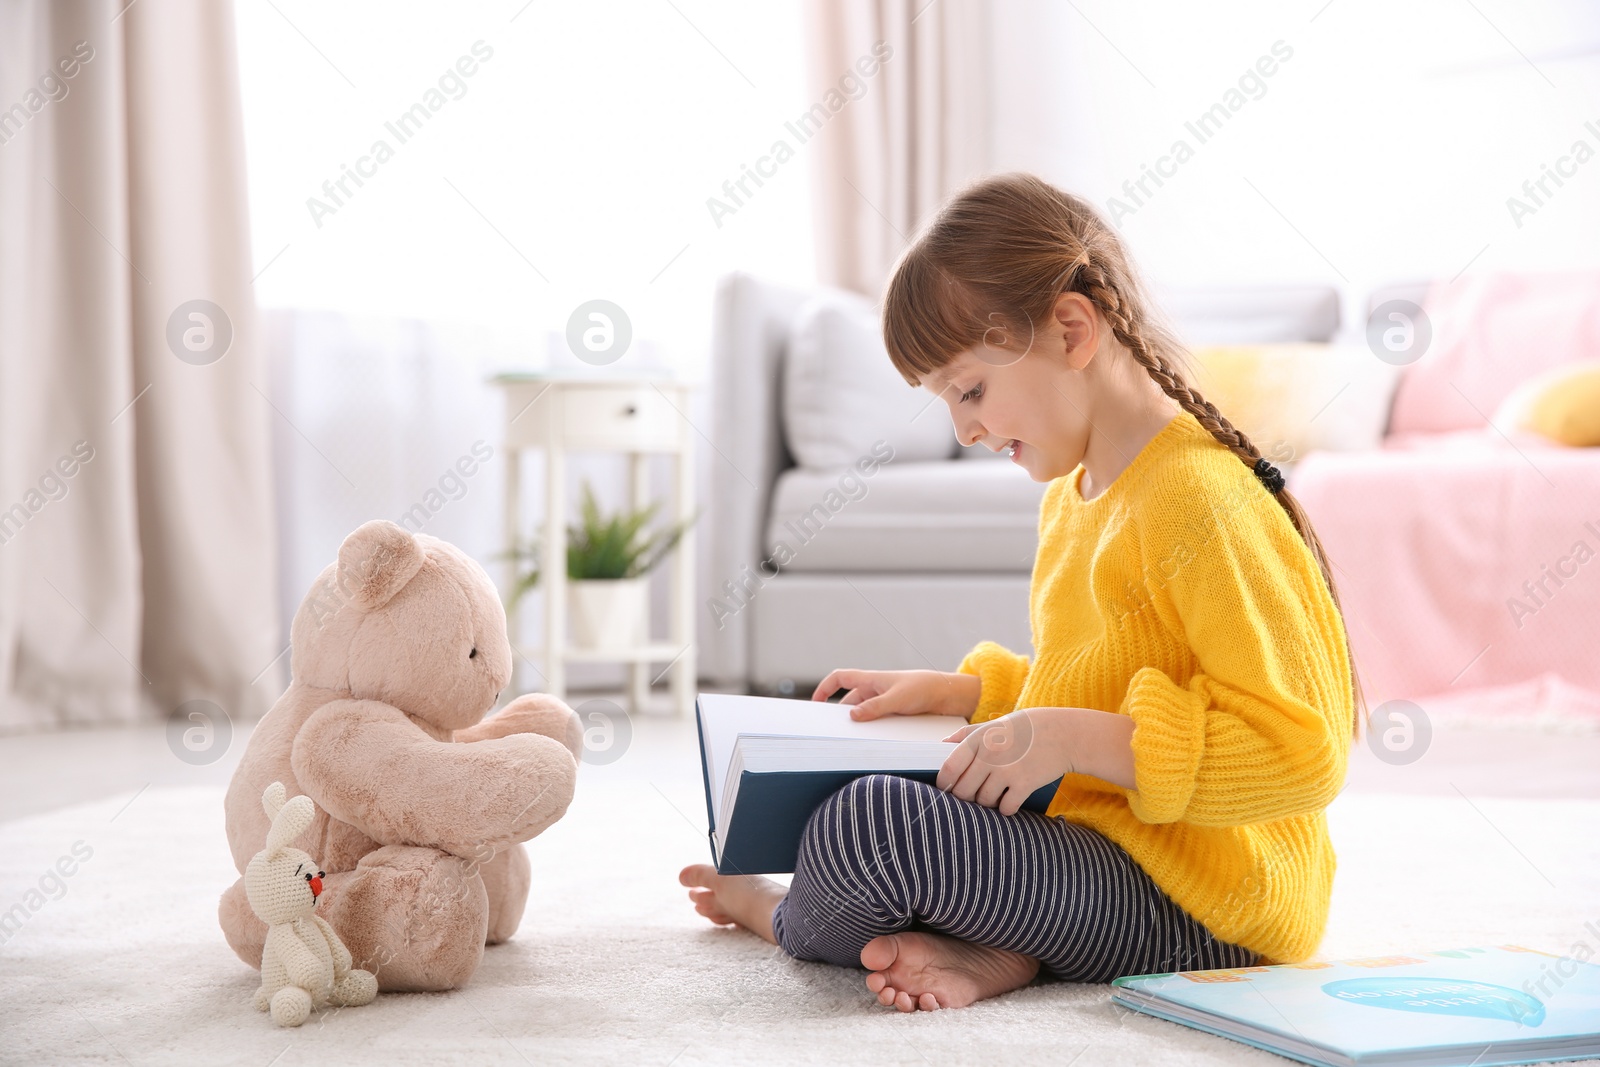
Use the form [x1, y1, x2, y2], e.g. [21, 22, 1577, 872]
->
[678, 864, 788, 944]
[861, 931, 1041, 1011]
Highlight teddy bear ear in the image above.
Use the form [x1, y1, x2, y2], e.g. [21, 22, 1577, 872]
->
[336, 520, 425, 612]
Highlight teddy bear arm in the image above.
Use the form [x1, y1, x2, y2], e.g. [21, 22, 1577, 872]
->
[291, 698, 479, 847]
[293, 698, 578, 855]
[454, 694, 582, 762]
[310, 914, 354, 977]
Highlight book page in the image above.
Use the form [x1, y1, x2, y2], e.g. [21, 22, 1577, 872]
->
[698, 692, 970, 830]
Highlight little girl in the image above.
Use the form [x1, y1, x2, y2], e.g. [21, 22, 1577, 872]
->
[680, 172, 1364, 1012]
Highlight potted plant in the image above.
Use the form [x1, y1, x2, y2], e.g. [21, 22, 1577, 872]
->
[503, 480, 700, 652]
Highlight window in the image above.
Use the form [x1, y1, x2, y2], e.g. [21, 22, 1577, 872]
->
[235, 0, 818, 377]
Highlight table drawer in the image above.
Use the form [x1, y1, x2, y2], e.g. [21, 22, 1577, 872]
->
[559, 384, 680, 449]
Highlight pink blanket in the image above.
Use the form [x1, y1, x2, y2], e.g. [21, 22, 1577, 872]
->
[1291, 430, 1600, 708]
[1409, 670, 1600, 731]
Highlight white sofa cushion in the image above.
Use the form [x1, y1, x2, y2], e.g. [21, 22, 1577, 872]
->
[767, 458, 1046, 573]
[783, 288, 958, 469]
[750, 574, 1034, 686]
[1153, 284, 1341, 344]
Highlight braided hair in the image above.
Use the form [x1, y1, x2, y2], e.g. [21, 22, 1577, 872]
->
[1073, 257, 1287, 494]
[882, 172, 1364, 740]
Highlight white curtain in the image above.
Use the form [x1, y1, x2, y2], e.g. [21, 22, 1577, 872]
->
[0, 0, 279, 731]
[802, 0, 993, 297]
[260, 310, 521, 651]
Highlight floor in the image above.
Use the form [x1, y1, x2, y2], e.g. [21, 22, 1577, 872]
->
[1, 687, 1596, 1065]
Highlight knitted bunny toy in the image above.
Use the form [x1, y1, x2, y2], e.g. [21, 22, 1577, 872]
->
[246, 782, 378, 1027]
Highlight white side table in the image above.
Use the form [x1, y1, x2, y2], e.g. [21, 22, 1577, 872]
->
[491, 370, 697, 718]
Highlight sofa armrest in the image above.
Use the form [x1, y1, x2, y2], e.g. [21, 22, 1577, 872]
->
[698, 272, 815, 685]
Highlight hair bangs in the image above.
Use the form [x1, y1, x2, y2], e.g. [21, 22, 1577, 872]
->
[881, 249, 991, 390]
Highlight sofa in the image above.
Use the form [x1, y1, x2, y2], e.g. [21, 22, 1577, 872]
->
[697, 269, 1600, 709]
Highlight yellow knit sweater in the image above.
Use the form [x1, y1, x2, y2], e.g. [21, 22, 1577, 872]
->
[957, 409, 1354, 966]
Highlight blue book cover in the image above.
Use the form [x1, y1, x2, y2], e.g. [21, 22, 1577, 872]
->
[1110, 943, 1600, 1067]
[696, 692, 1063, 876]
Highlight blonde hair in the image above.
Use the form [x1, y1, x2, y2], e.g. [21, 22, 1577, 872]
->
[882, 172, 1364, 739]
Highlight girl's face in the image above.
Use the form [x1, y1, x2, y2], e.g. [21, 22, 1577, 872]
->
[919, 293, 1103, 483]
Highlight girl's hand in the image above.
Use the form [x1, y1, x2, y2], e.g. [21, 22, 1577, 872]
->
[810, 668, 981, 721]
[937, 707, 1080, 816]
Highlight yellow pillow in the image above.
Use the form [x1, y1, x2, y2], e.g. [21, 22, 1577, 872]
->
[1493, 360, 1600, 446]
[1180, 344, 1401, 462]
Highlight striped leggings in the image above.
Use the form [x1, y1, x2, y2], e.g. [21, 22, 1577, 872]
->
[769, 774, 1261, 982]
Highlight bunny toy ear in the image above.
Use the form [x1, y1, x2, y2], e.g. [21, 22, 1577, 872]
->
[261, 781, 287, 821]
[263, 793, 316, 859]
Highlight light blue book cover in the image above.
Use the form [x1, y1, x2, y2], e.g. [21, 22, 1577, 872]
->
[1110, 943, 1600, 1067]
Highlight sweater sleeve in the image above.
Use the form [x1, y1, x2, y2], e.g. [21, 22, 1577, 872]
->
[956, 640, 1031, 724]
[1117, 494, 1354, 827]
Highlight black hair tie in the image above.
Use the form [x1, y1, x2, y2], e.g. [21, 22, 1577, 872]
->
[1252, 457, 1285, 495]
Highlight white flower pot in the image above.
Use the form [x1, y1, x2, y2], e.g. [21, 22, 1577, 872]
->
[568, 576, 648, 652]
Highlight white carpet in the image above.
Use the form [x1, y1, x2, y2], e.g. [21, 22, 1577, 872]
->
[2, 779, 1597, 1066]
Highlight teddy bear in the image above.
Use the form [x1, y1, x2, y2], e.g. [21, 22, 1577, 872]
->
[247, 781, 378, 1026]
[219, 519, 583, 992]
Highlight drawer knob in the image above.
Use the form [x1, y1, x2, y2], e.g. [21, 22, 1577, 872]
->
[623, 404, 637, 416]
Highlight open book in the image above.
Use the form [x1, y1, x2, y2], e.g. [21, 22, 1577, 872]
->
[695, 692, 1062, 875]
[1111, 944, 1600, 1067]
